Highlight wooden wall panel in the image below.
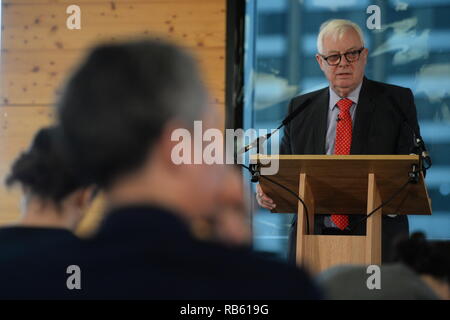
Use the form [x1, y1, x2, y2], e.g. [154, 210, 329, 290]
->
[2, 2, 225, 50]
[1, 0, 226, 107]
[1, 48, 225, 106]
[0, 0, 226, 233]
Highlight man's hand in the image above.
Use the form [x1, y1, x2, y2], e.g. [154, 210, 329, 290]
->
[256, 184, 276, 210]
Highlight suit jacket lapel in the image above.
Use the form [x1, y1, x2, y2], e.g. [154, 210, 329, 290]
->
[351, 77, 376, 154]
[311, 88, 329, 154]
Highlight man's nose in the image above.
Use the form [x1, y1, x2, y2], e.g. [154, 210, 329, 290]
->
[337, 55, 350, 67]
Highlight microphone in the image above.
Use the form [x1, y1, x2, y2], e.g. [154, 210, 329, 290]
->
[236, 96, 314, 235]
[240, 134, 269, 154]
[238, 97, 313, 154]
[386, 93, 432, 171]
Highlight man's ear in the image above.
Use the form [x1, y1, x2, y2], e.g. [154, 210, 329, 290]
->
[157, 121, 189, 171]
[316, 54, 325, 72]
[362, 47, 369, 63]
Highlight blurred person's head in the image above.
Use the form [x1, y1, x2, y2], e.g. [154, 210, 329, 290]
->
[5, 127, 95, 231]
[393, 232, 450, 299]
[57, 39, 225, 221]
[315, 19, 368, 98]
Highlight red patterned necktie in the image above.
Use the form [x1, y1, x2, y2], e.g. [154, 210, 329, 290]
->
[331, 98, 353, 230]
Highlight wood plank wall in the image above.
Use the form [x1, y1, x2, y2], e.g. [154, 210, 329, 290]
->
[0, 0, 226, 235]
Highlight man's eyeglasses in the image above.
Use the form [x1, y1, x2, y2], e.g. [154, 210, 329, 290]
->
[319, 47, 365, 66]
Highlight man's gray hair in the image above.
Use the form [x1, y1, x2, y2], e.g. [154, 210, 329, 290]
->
[317, 19, 365, 54]
[56, 39, 209, 187]
[156, 42, 209, 128]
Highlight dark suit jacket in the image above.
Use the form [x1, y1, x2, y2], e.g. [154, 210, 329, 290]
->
[0, 227, 82, 299]
[0, 206, 322, 299]
[76, 205, 322, 299]
[280, 77, 421, 156]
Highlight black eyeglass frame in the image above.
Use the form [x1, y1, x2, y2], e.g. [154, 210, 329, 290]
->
[319, 47, 365, 66]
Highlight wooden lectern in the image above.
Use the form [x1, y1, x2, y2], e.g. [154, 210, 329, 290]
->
[252, 155, 432, 274]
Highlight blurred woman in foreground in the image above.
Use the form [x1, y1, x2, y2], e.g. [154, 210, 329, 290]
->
[0, 126, 95, 254]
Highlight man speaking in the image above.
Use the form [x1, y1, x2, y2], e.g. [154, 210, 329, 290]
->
[256, 19, 423, 263]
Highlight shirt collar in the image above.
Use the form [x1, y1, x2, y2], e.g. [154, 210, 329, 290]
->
[329, 81, 363, 111]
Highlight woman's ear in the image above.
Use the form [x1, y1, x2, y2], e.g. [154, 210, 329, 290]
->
[80, 186, 98, 209]
[67, 187, 96, 212]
